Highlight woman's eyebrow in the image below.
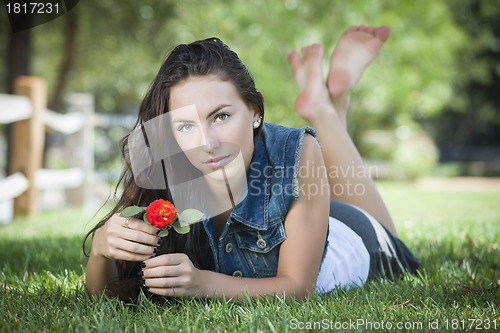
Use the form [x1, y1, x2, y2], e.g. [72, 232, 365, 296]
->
[206, 104, 231, 119]
[171, 118, 195, 124]
[171, 104, 231, 123]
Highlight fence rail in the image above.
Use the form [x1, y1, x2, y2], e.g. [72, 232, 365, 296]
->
[0, 76, 95, 223]
[0, 94, 32, 124]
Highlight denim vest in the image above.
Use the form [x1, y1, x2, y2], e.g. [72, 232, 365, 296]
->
[201, 122, 318, 278]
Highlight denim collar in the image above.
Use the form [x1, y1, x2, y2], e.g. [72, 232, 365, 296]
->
[229, 132, 269, 230]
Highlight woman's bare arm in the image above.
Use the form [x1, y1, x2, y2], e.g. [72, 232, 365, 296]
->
[85, 214, 159, 296]
[143, 134, 330, 300]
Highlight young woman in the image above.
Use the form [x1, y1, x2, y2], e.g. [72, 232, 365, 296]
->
[84, 25, 420, 302]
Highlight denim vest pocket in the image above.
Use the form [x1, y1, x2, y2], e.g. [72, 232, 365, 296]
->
[233, 222, 287, 277]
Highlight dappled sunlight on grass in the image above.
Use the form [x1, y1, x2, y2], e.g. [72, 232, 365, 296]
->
[1, 182, 499, 331]
[377, 181, 500, 245]
[0, 206, 112, 239]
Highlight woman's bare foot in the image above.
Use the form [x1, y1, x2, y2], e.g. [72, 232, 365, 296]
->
[327, 25, 390, 125]
[288, 44, 336, 124]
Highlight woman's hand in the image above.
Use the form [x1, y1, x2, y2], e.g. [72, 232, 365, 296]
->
[142, 253, 205, 297]
[91, 213, 159, 262]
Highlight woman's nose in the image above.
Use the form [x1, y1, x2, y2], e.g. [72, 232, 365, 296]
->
[199, 126, 220, 153]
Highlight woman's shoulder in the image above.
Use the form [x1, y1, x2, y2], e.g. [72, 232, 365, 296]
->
[261, 122, 317, 152]
[262, 122, 316, 137]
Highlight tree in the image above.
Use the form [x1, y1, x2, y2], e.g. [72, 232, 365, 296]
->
[3, 0, 496, 175]
[424, 0, 500, 171]
[3, 17, 32, 174]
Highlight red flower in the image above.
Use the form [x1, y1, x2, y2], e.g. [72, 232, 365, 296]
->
[146, 199, 177, 229]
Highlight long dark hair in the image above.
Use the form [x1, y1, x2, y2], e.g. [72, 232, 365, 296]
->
[83, 38, 264, 301]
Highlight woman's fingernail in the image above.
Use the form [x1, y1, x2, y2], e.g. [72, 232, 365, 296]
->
[156, 229, 161, 235]
[153, 247, 161, 254]
[139, 278, 145, 285]
[157, 238, 164, 246]
[138, 270, 143, 277]
[140, 262, 146, 268]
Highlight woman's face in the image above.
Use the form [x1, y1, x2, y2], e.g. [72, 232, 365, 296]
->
[168, 74, 260, 182]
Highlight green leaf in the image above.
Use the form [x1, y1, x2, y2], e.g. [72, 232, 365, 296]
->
[157, 229, 169, 237]
[178, 209, 204, 225]
[120, 206, 146, 217]
[143, 213, 149, 223]
[172, 221, 190, 234]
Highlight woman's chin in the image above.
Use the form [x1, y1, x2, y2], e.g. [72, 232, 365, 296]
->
[203, 161, 246, 183]
[204, 168, 226, 181]
[190, 152, 247, 191]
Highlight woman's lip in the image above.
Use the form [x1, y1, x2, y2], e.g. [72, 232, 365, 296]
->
[205, 155, 230, 168]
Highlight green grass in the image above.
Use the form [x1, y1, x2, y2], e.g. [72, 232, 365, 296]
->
[1, 182, 499, 332]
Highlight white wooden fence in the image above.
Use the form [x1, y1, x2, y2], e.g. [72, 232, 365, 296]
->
[0, 76, 95, 224]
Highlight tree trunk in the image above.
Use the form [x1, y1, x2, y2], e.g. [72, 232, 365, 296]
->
[48, 10, 78, 112]
[6, 29, 31, 94]
[5, 26, 32, 175]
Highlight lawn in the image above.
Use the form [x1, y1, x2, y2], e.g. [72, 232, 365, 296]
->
[1, 182, 499, 332]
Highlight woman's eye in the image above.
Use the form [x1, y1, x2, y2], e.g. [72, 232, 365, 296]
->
[214, 113, 229, 122]
[178, 124, 193, 132]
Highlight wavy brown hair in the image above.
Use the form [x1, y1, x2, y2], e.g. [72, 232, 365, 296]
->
[83, 38, 264, 302]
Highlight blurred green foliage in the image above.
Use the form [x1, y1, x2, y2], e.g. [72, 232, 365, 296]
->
[0, 0, 467, 122]
[422, 0, 500, 173]
[1, 0, 498, 178]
